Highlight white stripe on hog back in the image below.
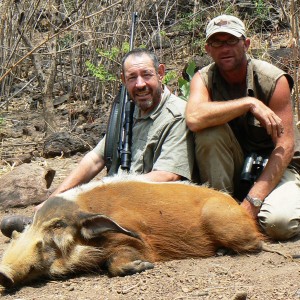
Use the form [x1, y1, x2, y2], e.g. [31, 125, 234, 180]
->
[58, 174, 195, 203]
[59, 174, 149, 202]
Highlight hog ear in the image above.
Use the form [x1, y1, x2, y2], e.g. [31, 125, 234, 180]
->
[79, 214, 140, 240]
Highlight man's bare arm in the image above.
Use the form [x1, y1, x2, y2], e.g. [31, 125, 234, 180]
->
[186, 72, 283, 137]
[140, 170, 181, 182]
[240, 76, 295, 218]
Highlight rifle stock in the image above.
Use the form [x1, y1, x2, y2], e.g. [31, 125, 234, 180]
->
[104, 12, 138, 175]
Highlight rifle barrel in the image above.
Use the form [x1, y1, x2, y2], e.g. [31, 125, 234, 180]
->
[104, 12, 138, 174]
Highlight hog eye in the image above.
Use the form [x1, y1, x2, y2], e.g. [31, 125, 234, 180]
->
[52, 221, 67, 229]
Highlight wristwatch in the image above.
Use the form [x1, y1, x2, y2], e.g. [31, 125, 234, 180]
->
[246, 194, 263, 207]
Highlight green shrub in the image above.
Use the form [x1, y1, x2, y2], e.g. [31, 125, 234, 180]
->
[163, 70, 177, 85]
[85, 61, 117, 82]
[86, 44, 146, 83]
[178, 61, 196, 100]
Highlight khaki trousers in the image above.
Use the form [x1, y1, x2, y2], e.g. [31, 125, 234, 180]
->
[195, 124, 300, 240]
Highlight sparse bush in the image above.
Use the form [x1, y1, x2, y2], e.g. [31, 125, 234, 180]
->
[0, 0, 298, 124]
[178, 61, 197, 100]
[163, 70, 177, 85]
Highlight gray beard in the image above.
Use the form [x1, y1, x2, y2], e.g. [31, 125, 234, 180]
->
[135, 84, 163, 112]
[137, 99, 154, 111]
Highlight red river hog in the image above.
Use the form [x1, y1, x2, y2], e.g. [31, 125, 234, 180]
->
[0, 176, 265, 289]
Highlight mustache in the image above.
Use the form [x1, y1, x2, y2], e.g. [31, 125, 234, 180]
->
[135, 86, 149, 92]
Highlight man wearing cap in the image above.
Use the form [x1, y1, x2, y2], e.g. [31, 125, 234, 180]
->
[186, 15, 300, 241]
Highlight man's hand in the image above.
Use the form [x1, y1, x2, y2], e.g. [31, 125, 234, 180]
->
[248, 98, 284, 140]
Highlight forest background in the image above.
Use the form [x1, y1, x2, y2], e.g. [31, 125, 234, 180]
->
[0, 0, 299, 153]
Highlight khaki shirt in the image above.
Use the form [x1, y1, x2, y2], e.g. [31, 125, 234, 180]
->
[93, 87, 194, 180]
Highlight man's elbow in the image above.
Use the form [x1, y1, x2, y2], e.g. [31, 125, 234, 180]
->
[83, 150, 105, 174]
[186, 116, 205, 132]
[186, 120, 198, 132]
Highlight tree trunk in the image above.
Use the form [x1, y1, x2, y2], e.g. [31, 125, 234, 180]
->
[43, 34, 58, 134]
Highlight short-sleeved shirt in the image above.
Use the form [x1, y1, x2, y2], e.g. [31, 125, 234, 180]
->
[199, 58, 294, 156]
[93, 86, 194, 180]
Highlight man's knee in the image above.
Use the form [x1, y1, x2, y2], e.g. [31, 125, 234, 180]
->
[194, 125, 230, 149]
[194, 124, 244, 194]
[258, 210, 300, 241]
[259, 172, 300, 240]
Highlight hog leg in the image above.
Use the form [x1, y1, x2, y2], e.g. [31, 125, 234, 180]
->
[106, 246, 154, 276]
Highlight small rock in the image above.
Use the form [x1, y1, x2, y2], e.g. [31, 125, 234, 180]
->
[231, 291, 247, 300]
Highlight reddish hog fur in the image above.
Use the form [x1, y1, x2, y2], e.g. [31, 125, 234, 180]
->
[0, 177, 264, 288]
[78, 179, 263, 259]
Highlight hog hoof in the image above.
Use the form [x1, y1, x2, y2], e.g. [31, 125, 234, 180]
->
[120, 260, 154, 275]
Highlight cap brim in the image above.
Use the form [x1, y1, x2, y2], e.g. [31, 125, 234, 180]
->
[206, 29, 243, 41]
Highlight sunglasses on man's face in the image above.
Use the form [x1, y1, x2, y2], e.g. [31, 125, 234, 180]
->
[207, 37, 244, 48]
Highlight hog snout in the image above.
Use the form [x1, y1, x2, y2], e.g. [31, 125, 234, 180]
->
[0, 269, 14, 288]
[0, 237, 48, 288]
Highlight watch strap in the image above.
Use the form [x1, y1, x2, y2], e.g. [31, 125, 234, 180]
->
[246, 194, 263, 207]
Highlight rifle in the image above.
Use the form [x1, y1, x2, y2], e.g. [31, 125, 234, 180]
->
[104, 12, 138, 175]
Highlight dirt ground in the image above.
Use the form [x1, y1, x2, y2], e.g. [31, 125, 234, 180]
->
[0, 154, 300, 299]
[0, 199, 300, 300]
[1, 97, 300, 300]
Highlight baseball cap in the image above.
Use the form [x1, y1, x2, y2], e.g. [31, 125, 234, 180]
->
[206, 15, 246, 41]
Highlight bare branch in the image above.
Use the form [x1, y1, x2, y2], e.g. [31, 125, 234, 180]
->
[0, 0, 122, 83]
